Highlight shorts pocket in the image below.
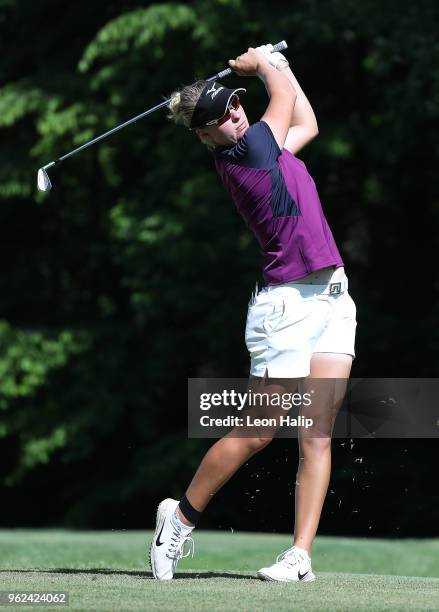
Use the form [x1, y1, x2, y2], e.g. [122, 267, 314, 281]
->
[245, 296, 286, 342]
[262, 299, 286, 334]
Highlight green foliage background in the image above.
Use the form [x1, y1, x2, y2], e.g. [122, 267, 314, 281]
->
[0, 0, 438, 531]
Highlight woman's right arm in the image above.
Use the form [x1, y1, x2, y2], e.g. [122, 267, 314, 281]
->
[258, 58, 297, 150]
[278, 64, 319, 155]
[229, 48, 297, 150]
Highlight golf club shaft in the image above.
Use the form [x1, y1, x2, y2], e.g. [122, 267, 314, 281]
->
[53, 40, 287, 165]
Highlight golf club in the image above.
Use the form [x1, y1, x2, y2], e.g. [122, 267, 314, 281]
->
[36, 40, 288, 193]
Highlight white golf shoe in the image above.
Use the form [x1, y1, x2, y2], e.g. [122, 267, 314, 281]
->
[149, 498, 195, 580]
[257, 545, 316, 582]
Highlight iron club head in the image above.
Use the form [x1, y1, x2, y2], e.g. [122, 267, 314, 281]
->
[37, 162, 56, 192]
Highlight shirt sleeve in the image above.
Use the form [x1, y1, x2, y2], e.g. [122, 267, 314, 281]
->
[216, 121, 281, 169]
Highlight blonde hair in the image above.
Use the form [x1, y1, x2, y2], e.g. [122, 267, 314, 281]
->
[167, 80, 208, 128]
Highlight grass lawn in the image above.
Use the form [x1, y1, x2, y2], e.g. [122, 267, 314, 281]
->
[0, 529, 438, 611]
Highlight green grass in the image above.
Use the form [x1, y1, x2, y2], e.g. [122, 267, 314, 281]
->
[0, 529, 438, 611]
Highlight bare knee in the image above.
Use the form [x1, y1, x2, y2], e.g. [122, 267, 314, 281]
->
[245, 437, 273, 453]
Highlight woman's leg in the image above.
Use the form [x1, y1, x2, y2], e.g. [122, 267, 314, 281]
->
[293, 353, 353, 554]
[178, 374, 299, 525]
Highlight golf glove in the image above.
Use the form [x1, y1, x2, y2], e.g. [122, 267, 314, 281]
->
[256, 44, 289, 70]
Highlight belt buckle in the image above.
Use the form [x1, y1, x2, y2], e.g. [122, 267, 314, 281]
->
[329, 282, 342, 295]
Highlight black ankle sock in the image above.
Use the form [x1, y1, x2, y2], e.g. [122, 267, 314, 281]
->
[178, 494, 202, 526]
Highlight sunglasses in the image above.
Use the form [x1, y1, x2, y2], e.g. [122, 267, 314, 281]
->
[205, 95, 240, 127]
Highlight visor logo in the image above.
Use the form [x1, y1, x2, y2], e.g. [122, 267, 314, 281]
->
[206, 84, 224, 99]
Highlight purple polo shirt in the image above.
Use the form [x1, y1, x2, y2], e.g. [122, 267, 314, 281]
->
[213, 121, 344, 285]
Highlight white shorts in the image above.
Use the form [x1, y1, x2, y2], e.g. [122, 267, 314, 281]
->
[245, 269, 357, 378]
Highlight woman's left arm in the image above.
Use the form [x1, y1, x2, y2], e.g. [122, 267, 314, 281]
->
[278, 64, 319, 155]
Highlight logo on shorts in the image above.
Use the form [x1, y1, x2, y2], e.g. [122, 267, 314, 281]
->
[329, 282, 341, 295]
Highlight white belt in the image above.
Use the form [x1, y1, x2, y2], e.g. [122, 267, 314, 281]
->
[269, 276, 347, 295]
[250, 275, 349, 305]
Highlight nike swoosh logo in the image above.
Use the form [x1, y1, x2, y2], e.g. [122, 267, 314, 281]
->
[155, 521, 165, 546]
[298, 570, 309, 580]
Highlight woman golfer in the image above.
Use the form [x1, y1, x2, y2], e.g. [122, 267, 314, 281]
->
[149, 46, 357, 581]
